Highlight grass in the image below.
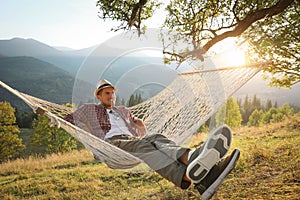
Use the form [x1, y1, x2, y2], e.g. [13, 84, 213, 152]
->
[1, 114, 299, 199]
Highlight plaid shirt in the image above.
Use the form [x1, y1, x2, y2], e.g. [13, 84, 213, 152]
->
[64, 103, 139, 139]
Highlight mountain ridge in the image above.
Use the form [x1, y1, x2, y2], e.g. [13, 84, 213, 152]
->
[0, 56, 75, 112]
[0, 38, 65, 57]
[0, 37, 299, 110]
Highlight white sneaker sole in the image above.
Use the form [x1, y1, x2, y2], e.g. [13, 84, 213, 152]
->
[201, 149, 240, 200]
[187, 125, 232, 184]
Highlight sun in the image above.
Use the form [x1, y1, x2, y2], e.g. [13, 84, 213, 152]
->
[210, 38, 248, 67]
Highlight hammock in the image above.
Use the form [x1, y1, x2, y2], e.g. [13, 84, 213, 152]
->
[0, 62, 267, 169]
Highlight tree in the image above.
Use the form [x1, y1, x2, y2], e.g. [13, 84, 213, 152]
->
[16, 111, 36, 128]
[128, 93, 143, 107]
[247, 109, 264, 127]
[241, 95, 252, 124]
[96, 0, 162, 34]
[263, 103, 293, 124]
[263, 107, 278, 124]
[274, 101, 278, 108]
[216, 97, 242, 128]
[265, 99, 273, 112]
[279, 103, 294, 116]
[31, 115, 81, 154]
[96, 0, 300, 87]
[251, 95, 262, 111]
[0, 102, 25, 162]
[115, 95, 126, 106]
[128, 94, 135, 107]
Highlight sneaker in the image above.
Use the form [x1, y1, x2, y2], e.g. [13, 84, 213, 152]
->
[195, 149, 240, 200]
[186, 125, 232, 183]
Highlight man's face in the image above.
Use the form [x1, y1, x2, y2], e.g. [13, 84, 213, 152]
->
[97, 87, 116, 109]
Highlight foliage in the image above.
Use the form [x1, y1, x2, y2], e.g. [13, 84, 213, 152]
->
[238, 95, 280, 124]
[96, 0, 300, 87]
[0, 102, 25, 162]
[31, 115, 82, 154]
[16, 110, 36, 128]
[247, 109, 264, 127]
[216, 97, 242, 128]
[280, 103, 294, 116]
[263, 103, 294, 124]
[238, 95, 294, 126]
[243, 1, 300, 87]
[96, 0, 162, 34]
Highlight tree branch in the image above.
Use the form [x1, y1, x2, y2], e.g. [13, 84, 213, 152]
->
[128, 0, 148, 31]
[203, 0, 295, 51]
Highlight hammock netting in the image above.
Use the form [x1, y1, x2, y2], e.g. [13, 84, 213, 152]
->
[0, 62, 267, 169]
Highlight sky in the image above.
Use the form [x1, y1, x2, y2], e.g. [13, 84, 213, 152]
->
[0, 0, 163, 50]
[0, 0, 245, 65]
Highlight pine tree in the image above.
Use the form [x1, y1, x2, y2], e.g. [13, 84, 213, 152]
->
[128, 93, 143, 107]
[252, 95, 262, 111]
[137, 94, 142, 104]
[216, 97, 242, 128]
[237, 98, 242, 109]
[121, 98, 126, 105]
[242, 95, 252, 124]
[274, 101, 278, 108]
[128, 94, 135, 107]
[265, 99, 273, 111]
[0, 102, 25, 162]
[115, 95, 126, 106]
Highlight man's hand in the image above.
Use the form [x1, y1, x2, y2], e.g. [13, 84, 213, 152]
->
[133, 118, 147, 137]
[35, 107, 45, 115]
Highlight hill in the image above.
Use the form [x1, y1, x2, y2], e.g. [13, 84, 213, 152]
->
[0, 38, 85, 76]
[0, 56, 75, 112]
[0, 114, 299, 199]
[0, 38, 64, 57]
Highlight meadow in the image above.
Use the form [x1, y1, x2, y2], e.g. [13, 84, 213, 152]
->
[0, 114, 299, 199]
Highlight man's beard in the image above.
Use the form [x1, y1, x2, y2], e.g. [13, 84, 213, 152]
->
[102, 101, 114, 108]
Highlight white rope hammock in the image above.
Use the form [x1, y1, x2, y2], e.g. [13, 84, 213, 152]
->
[0, 62, 267, 169]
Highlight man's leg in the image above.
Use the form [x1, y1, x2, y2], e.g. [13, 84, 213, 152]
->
[106, 134, 190, 189]
[106, 125, 232, 189]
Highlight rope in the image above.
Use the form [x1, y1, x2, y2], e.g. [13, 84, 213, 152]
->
[0, 62, 266, 169]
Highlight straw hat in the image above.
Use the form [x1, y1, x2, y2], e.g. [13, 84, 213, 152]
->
[94, 79, 117, 96]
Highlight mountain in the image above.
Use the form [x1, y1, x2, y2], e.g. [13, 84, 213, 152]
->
[0, 56, 75, 112]
[0, 38, 85, 76]
[0, 37, 298, 109]
[0, 38, 64, 57]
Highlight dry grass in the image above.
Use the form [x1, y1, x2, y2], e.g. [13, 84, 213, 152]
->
[0, 114, 299, 199]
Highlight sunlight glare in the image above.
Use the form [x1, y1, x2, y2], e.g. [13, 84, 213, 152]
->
[210, 38, 248, 67]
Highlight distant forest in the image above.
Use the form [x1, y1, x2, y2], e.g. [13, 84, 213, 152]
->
[7, 93, 299, 129]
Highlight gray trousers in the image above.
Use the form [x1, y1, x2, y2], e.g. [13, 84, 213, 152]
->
[106, 134, 191, 189]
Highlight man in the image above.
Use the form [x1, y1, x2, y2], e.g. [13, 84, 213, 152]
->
[62, 79, 240, 200]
